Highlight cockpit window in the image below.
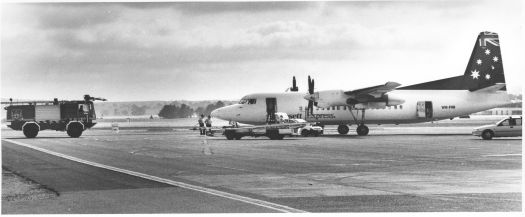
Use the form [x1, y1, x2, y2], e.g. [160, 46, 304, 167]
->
[239, 98, 257, 104]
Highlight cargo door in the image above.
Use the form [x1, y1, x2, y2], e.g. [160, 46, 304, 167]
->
[416, 101, 433, 119]
[266, 98, 277, 124]
[35, 105, 61, 121]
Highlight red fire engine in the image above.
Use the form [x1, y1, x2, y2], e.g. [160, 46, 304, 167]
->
[2, 95, 106, 138]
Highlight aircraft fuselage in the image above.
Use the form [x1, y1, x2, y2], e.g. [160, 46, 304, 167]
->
[211, 90, 510, 125]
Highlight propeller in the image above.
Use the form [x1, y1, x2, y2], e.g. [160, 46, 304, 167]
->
[290, 76, 298, 92]
[306, 76, 316, 116]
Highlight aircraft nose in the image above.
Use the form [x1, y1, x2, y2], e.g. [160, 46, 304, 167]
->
[211, 108, 221, 119]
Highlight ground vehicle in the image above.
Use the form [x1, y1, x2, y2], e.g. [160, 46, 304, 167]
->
[472, 116, 522, 140]
[286, 119, 323, 137]
[2, 95, 106, 138]
[222, 113, 308, 140]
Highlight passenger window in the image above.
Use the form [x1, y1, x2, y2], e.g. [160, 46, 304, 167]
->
[509, 118, 516, 126]
[394, 105, 397, 109]
[248, 99, 257, 104]
[516, 119, 522, 126]
[499, 120, 509, 126]
[327, 107, 330, 110]
[336, 106, 340, 110]
[343, 106, 346, 110]
[332, 106, 335, 110]
[400, 105, 403, 109]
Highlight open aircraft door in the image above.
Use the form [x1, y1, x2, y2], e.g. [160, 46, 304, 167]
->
[266, 98, 277, 123]
[417, 101, 433, 119]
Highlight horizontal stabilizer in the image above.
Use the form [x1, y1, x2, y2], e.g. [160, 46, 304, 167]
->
[472, 83, 506, 92]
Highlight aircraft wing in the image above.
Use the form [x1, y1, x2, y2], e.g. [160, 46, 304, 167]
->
[344, 82, 401, 98]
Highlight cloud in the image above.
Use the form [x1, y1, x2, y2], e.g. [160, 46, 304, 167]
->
[34, 3, 121, 29]
[121, 1, 316, 14]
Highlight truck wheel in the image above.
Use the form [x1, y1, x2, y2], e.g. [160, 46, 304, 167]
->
[356, 124, 369, 136]
[301, 129, 309, 137]
[225, 131, 235, 140]
[267, 130, 284, 140]
[337, 125, 349, 135]
[311, 130, 319, 137]
[67, 122, 84, 138]
[481, 130, 493, 140]
[23, 123, 39, 138]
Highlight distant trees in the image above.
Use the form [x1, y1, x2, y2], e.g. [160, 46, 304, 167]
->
[131, 104, 147, 116]
[158, 103, 194, 119]
[158, 101, 226, 119]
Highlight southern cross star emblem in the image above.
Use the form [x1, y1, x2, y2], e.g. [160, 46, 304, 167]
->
[493, 56, 499, 62]
[485, 49, 491, 55]
[476, 59, 482, 65]
[485, 74, 491, 80]
[471, 70, 480, 79]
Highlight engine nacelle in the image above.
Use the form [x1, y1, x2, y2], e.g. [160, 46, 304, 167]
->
[315, 90, 348, 108]
[385, 94, 405, 106]
[308, 91, 405, 109]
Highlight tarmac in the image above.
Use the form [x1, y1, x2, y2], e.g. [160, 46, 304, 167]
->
[1, 125, 522, 213]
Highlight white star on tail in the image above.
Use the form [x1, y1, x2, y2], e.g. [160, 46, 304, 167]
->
[493, 56, 499, 62]
[485, 49, 491, 55]
[476, 59, 482, 65]
[471, 70, 480, 79]
[485, 74, 491, 80]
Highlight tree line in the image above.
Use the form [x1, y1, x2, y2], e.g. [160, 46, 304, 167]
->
[158, 101, 225, 119]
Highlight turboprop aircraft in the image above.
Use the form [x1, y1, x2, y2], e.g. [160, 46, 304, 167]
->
[211, 31, 512, 136]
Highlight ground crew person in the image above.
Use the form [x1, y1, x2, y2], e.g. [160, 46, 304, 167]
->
[198, 114, 205, 135]
[205, 115, 212, 134]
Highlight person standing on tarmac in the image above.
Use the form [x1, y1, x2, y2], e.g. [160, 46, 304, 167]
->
[205, 115, 212, 134]
[198, 114, 205, 135]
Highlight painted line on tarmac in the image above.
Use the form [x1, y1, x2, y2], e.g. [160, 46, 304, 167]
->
[3, 139, 306, 213]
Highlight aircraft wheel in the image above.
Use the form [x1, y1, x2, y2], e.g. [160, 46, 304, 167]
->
[337, 125, 349, 135]
[67, 122, 84, 138]
[481, 130, 493, 140]
[356, 124, 369, 136]
[23, 123, 39, 138]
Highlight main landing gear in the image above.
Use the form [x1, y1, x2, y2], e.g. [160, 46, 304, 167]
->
[336, 107, 370, 136]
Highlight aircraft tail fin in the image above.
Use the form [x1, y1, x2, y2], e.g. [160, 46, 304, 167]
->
[398, 31, 507, 91]
[462, 31, 506, 91]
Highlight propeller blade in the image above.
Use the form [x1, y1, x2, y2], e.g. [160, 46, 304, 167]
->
[308, 101, 313, 116]
[308, 76, 313, 94]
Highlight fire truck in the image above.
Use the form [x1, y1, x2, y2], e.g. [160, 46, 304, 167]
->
[2, 95, 106, 138]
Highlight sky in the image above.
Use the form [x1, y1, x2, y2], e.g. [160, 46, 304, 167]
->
[1, 0, 524, 101]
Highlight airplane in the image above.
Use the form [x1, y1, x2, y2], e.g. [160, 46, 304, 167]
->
[211, 31, 512, 136]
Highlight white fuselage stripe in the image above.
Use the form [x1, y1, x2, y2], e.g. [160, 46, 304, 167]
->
[2, 139, 307, 213]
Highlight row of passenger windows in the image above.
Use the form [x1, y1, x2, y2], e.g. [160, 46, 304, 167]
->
[299, 105, 403, 111]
